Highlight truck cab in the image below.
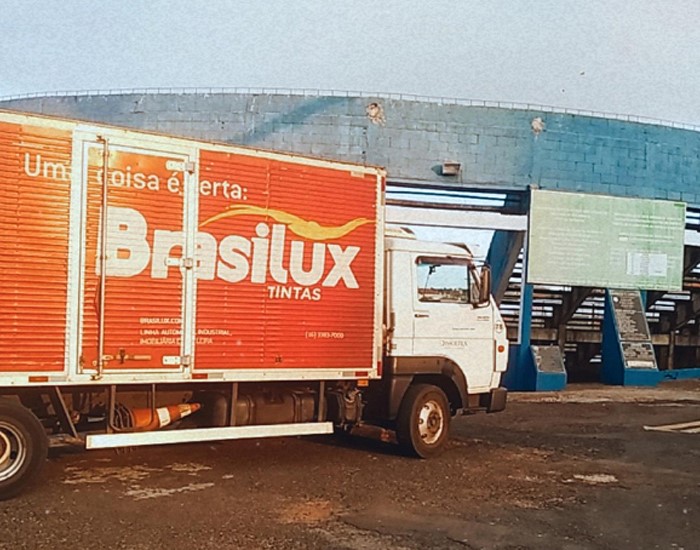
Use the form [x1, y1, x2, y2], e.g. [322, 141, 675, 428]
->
[364, 228, 509, 457]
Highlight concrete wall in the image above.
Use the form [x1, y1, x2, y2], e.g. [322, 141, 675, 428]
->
[2, 92, 699, 206]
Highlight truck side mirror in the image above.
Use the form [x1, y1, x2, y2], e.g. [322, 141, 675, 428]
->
[478, 265, 491, 306]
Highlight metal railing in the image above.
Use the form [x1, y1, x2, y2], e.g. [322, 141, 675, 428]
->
[1, 86, 699, 132]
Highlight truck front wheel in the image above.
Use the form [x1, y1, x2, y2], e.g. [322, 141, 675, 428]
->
[0, 399, 48, 500]
[396, 384, 450, 458]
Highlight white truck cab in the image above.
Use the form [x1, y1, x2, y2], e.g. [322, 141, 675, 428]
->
[363, 228, 509, 457]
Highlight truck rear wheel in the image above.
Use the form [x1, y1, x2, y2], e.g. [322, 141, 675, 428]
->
[0, 399, 48, 500]
[396, 384, 450, 458]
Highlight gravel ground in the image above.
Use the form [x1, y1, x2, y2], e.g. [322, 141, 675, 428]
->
[1, 380, 698, 549]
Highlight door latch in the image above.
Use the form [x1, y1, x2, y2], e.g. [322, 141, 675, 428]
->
[117, 348, 152, 364]
[165, 257, 194, 269]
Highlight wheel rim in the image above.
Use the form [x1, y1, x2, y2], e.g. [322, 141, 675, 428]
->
[417, 399, 445, 445]
[0, 421, 28, 483]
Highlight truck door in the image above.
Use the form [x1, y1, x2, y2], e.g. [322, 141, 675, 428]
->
[413, 256, 496, 390]
[77, 135, 196, 377]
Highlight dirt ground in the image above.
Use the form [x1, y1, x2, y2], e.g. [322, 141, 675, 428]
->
[1, 380, 698, 549]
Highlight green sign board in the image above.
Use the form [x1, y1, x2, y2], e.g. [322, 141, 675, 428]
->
[527, 190, 685, 291]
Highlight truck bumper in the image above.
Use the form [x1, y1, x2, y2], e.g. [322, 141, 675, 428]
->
[487, 387, 507, 413]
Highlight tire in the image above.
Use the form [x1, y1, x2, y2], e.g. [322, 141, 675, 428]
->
[396, 384, 450, 458]
[0, 399, 48, 500]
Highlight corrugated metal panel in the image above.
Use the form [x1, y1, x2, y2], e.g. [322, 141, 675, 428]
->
[80, 145, 185, 370]
[0, 121, 72, 372]
[194, 149, 379, 371]
[0, 110, 382, 380]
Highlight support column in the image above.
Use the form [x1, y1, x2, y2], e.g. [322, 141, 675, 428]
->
[601, 289, 660, 386]
[486, 230, 524, 305]
[504, 281, 535, 390]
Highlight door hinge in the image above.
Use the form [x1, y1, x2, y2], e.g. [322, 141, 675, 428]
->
[162, 355, 192, 367]
[165, 160, 196, 173]
[165, 257, 194, 269]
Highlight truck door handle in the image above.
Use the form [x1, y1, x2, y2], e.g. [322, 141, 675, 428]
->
[414, 313, 430, 318]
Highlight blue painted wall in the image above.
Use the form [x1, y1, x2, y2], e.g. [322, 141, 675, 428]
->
[2, 92, 699, 206]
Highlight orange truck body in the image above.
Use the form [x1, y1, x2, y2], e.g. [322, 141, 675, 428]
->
[0, 110, 384, 386]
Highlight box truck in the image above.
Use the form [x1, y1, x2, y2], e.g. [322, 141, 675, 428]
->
[0, 110, 509, 499]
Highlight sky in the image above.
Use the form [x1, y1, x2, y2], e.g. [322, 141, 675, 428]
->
[2, 0, 700, 125]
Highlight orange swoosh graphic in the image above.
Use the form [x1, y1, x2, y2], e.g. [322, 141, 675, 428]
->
[199, 205, 372, 241]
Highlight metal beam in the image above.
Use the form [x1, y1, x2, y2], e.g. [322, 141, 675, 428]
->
[387, 179, 528, 196]
[385, 205, 527, 231]
[554, 288, 593, 327]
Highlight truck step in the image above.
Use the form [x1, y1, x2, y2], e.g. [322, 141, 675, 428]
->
[85, 422, 333, 450]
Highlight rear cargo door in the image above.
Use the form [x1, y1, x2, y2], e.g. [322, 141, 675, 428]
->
[76, 132, 197, 377]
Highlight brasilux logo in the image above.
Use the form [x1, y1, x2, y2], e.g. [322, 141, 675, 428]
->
[98, 206, 373, 298]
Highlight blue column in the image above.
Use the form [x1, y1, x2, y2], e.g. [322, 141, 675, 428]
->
[503, 268, 536, 390]
[487, 230, 524, 305]
[601, 291, 624, 385]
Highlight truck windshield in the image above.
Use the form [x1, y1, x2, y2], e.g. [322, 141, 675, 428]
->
[416, 256, 479, 304]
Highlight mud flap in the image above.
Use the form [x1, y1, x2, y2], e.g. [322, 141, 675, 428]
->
[487, 387, 507, 413]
